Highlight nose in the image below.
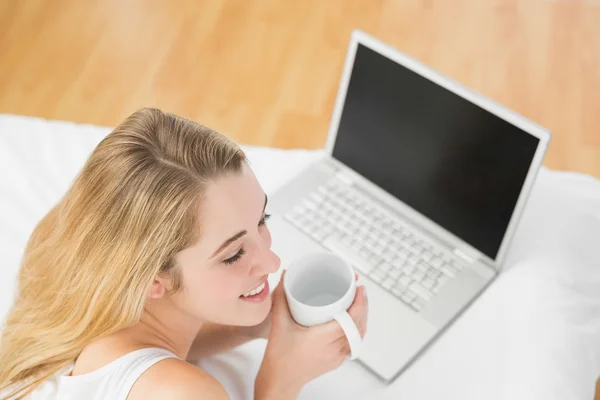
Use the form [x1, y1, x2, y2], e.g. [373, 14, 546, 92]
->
[250, 242, 281, 277]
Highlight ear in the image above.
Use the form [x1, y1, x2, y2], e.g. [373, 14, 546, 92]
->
[148, 276, 169, 299]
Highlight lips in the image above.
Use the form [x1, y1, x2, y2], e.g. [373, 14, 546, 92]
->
[239, 279, 270, 303]
[241, 281, 266, 297]
[240, 277, 267, 297]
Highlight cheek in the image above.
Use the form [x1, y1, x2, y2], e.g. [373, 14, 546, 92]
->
[185, 265, 248, 302]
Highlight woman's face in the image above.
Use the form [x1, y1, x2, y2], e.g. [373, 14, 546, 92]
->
[171, 164, 281, 326]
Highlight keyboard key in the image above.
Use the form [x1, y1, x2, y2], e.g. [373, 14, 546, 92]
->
[409, 283, 432, 301]
[362, 240, 376, 252]
[383, 248, 395, 260]
[382, 225, 393, 237]
[441, 265, 457, 278]
[392, 286, 405, 297]
[407, 255, 418, 266]
[382, 277, 395, 290]
[390, 255, 404, 266]
[358, 247, 372, 260]
[388, 268, 402, 280]
[396, 250, 409, 261]
[370, 255, 383, 267]
[403, 291, 416, 302]
[365, 228, 377, 239]
[322, 238, 375, 275]
[441, 254, 454, 264]
[437, 274, 450, 286]
[402, 264, 415, 275]
[341, 236, 353, 247]
[431, 258, 443, 268]
[397, 275, 411, 289]
[379, 262, 392, 272]
[422, 278, 435, 289]
[449, 263, 460, 273]
[426, 269, 440, 279]
[413, 298, 426, 311]
[370, 269, 386, 283]
[416, 262, 429, 273]
[413, 271, 425, 281]
[373, 244, 385, 255]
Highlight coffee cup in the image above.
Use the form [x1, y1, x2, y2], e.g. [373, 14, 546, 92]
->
[283, 252, 362, 360]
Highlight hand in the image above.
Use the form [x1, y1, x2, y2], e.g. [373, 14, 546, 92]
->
[248, 274, 360, 340]
[255, 271, 368, 399]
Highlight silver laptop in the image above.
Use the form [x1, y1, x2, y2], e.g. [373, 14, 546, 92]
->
[267, 30, 551, 382]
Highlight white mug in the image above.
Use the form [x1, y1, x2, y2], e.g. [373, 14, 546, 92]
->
[283, 252, 362, 360]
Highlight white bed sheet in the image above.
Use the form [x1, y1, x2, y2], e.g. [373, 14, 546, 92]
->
[1, 114, 600, 400]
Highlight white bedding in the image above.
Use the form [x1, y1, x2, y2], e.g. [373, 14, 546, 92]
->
[1, 114, 599, 400]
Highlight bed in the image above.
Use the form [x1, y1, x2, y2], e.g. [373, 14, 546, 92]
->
[1, 114, 599, 400]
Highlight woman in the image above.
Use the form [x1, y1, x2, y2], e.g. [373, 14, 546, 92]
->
[0, 108, 368, 399]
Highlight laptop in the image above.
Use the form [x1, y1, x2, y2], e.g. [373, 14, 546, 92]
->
[267, 29, 551, 382]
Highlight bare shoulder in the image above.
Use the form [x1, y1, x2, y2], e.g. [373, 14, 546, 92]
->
[128, 357, 229, 400]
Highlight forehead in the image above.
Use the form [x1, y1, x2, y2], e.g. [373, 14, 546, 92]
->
[199, 163, 265, 236]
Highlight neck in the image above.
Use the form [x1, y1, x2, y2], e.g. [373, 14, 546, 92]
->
[131, 297, 204, 359]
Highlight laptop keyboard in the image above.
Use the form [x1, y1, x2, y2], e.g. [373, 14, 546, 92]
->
[284, 178, 465, 312]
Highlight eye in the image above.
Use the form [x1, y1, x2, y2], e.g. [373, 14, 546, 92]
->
[259, 213, 271, 226]
[223, 248, 246, 265]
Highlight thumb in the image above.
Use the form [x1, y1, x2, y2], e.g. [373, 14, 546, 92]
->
[271, 270, 292, 319]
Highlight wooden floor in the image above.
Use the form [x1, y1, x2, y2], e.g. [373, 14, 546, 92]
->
[1, 0, 599, 177]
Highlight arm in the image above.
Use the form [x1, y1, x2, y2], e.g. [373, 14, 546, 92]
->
[254, 361, 302, 400]
[186, 322, 263, 362]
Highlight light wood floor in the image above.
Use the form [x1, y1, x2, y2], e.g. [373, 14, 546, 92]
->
[1, 0, 599, 177]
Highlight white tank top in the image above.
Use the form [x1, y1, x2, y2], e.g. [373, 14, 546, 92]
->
[26, 348, 179, 400]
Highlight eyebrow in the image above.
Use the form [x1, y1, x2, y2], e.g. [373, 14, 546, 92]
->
[211, 194, 268, 258]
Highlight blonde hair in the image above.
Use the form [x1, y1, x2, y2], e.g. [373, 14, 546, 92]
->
[0, 108, 246, 399]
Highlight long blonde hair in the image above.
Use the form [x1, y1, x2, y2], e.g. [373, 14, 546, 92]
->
[0, 108, 246, 399]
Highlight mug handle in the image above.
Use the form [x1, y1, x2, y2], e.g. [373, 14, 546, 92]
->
[333, 310, 362, 360]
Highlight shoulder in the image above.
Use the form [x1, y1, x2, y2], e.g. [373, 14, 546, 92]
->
[128, 357, 229, 400]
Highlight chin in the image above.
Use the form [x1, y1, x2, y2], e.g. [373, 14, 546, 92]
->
[238, 295, 272, 326]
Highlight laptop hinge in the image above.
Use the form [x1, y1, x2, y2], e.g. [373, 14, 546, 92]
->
[452, 248, 476, 264]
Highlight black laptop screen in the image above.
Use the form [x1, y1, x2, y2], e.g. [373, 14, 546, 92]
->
[332, 44, 540, 260]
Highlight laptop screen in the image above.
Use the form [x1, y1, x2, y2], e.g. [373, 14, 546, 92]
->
[332, 44, 540, 260]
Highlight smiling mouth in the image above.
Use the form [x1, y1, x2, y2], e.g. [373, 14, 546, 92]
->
[240, 281, 267, 298]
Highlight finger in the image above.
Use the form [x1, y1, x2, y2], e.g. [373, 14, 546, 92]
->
[271, 271, 292, 319]
[333, 336, 351, 361]
[357, 313, 368, 338]
[355, 273, 359, 281]
[311, 318, 345, 341]
[339, 343, 350, 358]
[312, 286, 368, 340]
[273, 270, 286, 294]
[333, 334, 349, 349]
[347, 286, 368, 334]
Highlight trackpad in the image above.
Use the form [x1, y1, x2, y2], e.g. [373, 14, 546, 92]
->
[421, 269, 488, 327]
[358, 277, 437, 382]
